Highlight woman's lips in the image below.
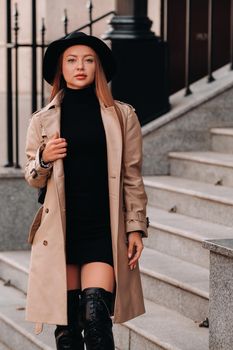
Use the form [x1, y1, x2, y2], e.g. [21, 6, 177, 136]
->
[75, 75, 87, 80]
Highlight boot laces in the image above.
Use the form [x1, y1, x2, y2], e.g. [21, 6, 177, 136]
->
[85, 320, 105, 349]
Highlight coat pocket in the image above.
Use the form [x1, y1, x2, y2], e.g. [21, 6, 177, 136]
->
[28, 206, 43, 244]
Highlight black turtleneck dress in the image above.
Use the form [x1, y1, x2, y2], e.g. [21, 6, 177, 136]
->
[60, 86, 113, 267]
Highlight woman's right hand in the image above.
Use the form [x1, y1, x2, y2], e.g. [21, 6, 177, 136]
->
[41, 132, 67, 163]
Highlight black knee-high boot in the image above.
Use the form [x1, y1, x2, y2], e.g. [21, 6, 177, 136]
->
[55, 289, 84, 350]
[80, 287, 115, 350]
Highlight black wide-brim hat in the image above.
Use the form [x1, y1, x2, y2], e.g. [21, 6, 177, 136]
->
[43, 31, 116, 85]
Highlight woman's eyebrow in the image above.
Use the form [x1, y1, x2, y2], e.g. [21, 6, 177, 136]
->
[65, 54, 94, 58]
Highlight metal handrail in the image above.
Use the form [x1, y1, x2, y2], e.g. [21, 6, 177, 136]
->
[0, 10, 116, 50]
[76, 11, 115, 32]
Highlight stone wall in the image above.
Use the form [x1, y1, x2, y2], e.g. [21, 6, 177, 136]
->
[142, 71, 233, 175]
[0, 168, 39, 251]
[203, 239, 233, 350]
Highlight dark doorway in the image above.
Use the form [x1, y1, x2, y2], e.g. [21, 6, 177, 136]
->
[167, 0, 231, 94]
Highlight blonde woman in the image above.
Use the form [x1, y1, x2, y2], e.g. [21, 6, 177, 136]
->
[25, 31, 149, 350]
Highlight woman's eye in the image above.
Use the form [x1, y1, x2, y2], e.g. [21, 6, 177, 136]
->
[67, 58, 76, 63]
[85, 58, 94, 63]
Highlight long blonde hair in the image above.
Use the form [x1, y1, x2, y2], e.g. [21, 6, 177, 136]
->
[50, 50, 124, 154]
[94, 55, 124, 145]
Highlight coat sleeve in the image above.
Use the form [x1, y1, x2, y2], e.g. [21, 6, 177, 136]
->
[122, 105, 149, 238]
[24, 114, 53, 188]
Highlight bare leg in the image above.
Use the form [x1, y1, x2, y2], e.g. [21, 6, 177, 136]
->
[66, 264, 81, 290]
[81, 262, 115, 292]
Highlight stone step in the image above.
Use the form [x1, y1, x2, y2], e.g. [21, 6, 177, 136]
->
[211, 128, 233, 153]
[0, 251, 30, 294]
[114, 299, 208, 350]
[169, 151, 233, 187]
[140, 248, 209, 322]
[0, 279, 54, 350]
[0, 257, 208, 350]
[144, 175, 233, 226]
[0, 341, 11, 350]
[0, 279, 208, 350]
[0, 249, 209, 322]
[146, 206, 233, 268]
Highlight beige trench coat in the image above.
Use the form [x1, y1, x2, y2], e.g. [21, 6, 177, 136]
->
[24, 91, 148, 334]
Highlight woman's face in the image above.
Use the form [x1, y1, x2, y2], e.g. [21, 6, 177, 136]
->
[62, 45, 96, 89]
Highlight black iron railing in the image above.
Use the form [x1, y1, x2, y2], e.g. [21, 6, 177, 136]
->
[6, 1, 13, 167]
[3, 0, 233, 168]
[161, 0, 233, 96]
[3, 0, 115, 168]
[207, 0, 215, 84]
[185, 0, 192, 96]
[14, 4, 20, 168]
[231, 0, 233, 70]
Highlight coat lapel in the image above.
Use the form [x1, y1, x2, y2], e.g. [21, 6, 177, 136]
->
[100, 104, 123, 272]
[100, 104, 122, 183]
[40, 103, 66, 234]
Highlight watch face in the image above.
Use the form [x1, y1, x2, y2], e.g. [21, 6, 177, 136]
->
[41, 160, 50, 168]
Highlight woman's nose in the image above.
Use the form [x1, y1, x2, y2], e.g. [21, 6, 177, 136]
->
[76, 59, 84, 70]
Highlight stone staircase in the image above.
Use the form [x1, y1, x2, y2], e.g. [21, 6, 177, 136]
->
[0, 342, 11, 350]
[1, 127, 233, 349]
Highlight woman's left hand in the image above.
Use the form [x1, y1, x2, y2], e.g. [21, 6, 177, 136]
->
[127, 232, 144, 270]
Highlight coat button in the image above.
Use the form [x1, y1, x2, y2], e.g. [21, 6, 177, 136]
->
[43, 240, 48, 246]
[45, 208, 49, 213]
[30, 168, 38, 179]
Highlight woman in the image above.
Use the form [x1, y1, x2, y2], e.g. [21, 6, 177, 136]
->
[24, 31, 149, 350]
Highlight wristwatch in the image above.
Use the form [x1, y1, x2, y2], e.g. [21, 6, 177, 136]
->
[40, 158, 51, 168]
